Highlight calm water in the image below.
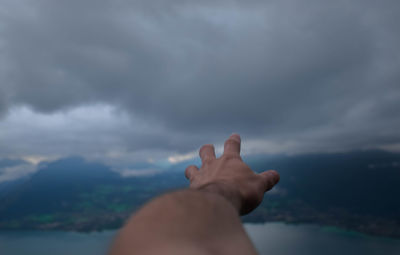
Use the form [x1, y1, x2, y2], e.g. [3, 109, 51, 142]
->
[1, 223, 399, 255]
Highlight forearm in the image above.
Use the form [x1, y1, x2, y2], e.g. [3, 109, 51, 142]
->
[109, 189, 258, 255]
[109, 134, 279, 255]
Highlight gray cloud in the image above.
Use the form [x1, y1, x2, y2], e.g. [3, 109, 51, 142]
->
[0, 0, 400, 161]
[0, 96, 5, 118]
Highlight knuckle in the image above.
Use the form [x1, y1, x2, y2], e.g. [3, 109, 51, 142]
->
[263, 177, 275, 191]
[221, 153, 240, 160]
[202, 156, 214, 165]
[254, 177, 264, 189]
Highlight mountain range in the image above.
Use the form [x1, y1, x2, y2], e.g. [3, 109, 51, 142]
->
[0, 150, 399, 238]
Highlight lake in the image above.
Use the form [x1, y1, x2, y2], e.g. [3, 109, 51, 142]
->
[1, 223, 399, 255]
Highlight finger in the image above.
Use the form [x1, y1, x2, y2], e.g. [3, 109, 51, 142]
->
[223, 133, 241, 156]
[185, 165, 199, 180]
[259, 170, 280, 192]
[199, 144, 216, 164]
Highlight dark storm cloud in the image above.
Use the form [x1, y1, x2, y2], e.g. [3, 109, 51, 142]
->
[1, 0, 400, 154]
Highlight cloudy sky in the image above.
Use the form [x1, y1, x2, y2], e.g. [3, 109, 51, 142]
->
[0, 0, 399, 179]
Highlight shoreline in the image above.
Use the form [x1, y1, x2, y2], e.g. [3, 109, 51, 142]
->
[2, 221, 400, 241]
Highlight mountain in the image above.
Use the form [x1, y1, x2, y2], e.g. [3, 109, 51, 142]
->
[0, 151, 399, 237]
[0, 156, 186, 231]
[244, 150, 400, 237]
[0, 157, 118, 218]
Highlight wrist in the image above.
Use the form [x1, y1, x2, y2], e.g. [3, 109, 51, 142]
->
[195, 182, 242, 214]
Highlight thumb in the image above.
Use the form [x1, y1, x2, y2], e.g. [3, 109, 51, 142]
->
[259, 170, 280, 192]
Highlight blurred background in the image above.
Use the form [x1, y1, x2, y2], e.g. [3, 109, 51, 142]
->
[0, 0, 399, 254]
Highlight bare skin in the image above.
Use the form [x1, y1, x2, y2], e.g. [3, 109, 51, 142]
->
[109, 134, 280, 255]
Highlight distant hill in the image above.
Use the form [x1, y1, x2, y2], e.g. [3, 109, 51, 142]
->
[245, 150, 400, 237]
[0, 151, 399, 237]
[0, 156, 186, 231]
[251, 150, 400, 214]
[0, 157, 120, 218]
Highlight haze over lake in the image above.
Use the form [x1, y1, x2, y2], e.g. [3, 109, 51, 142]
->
[1, 223, 399, 255]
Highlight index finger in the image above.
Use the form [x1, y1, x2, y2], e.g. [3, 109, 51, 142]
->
[223, 134, 241, 156]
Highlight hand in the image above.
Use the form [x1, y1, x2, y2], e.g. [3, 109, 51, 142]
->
[185, 134, 280, 215]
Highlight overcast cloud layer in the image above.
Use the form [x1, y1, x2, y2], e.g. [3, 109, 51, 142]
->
[1, 0, 400, 173]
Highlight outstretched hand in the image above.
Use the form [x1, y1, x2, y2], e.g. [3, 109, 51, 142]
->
[110, 133, 272, 255]
[185, 134, 280, 215]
